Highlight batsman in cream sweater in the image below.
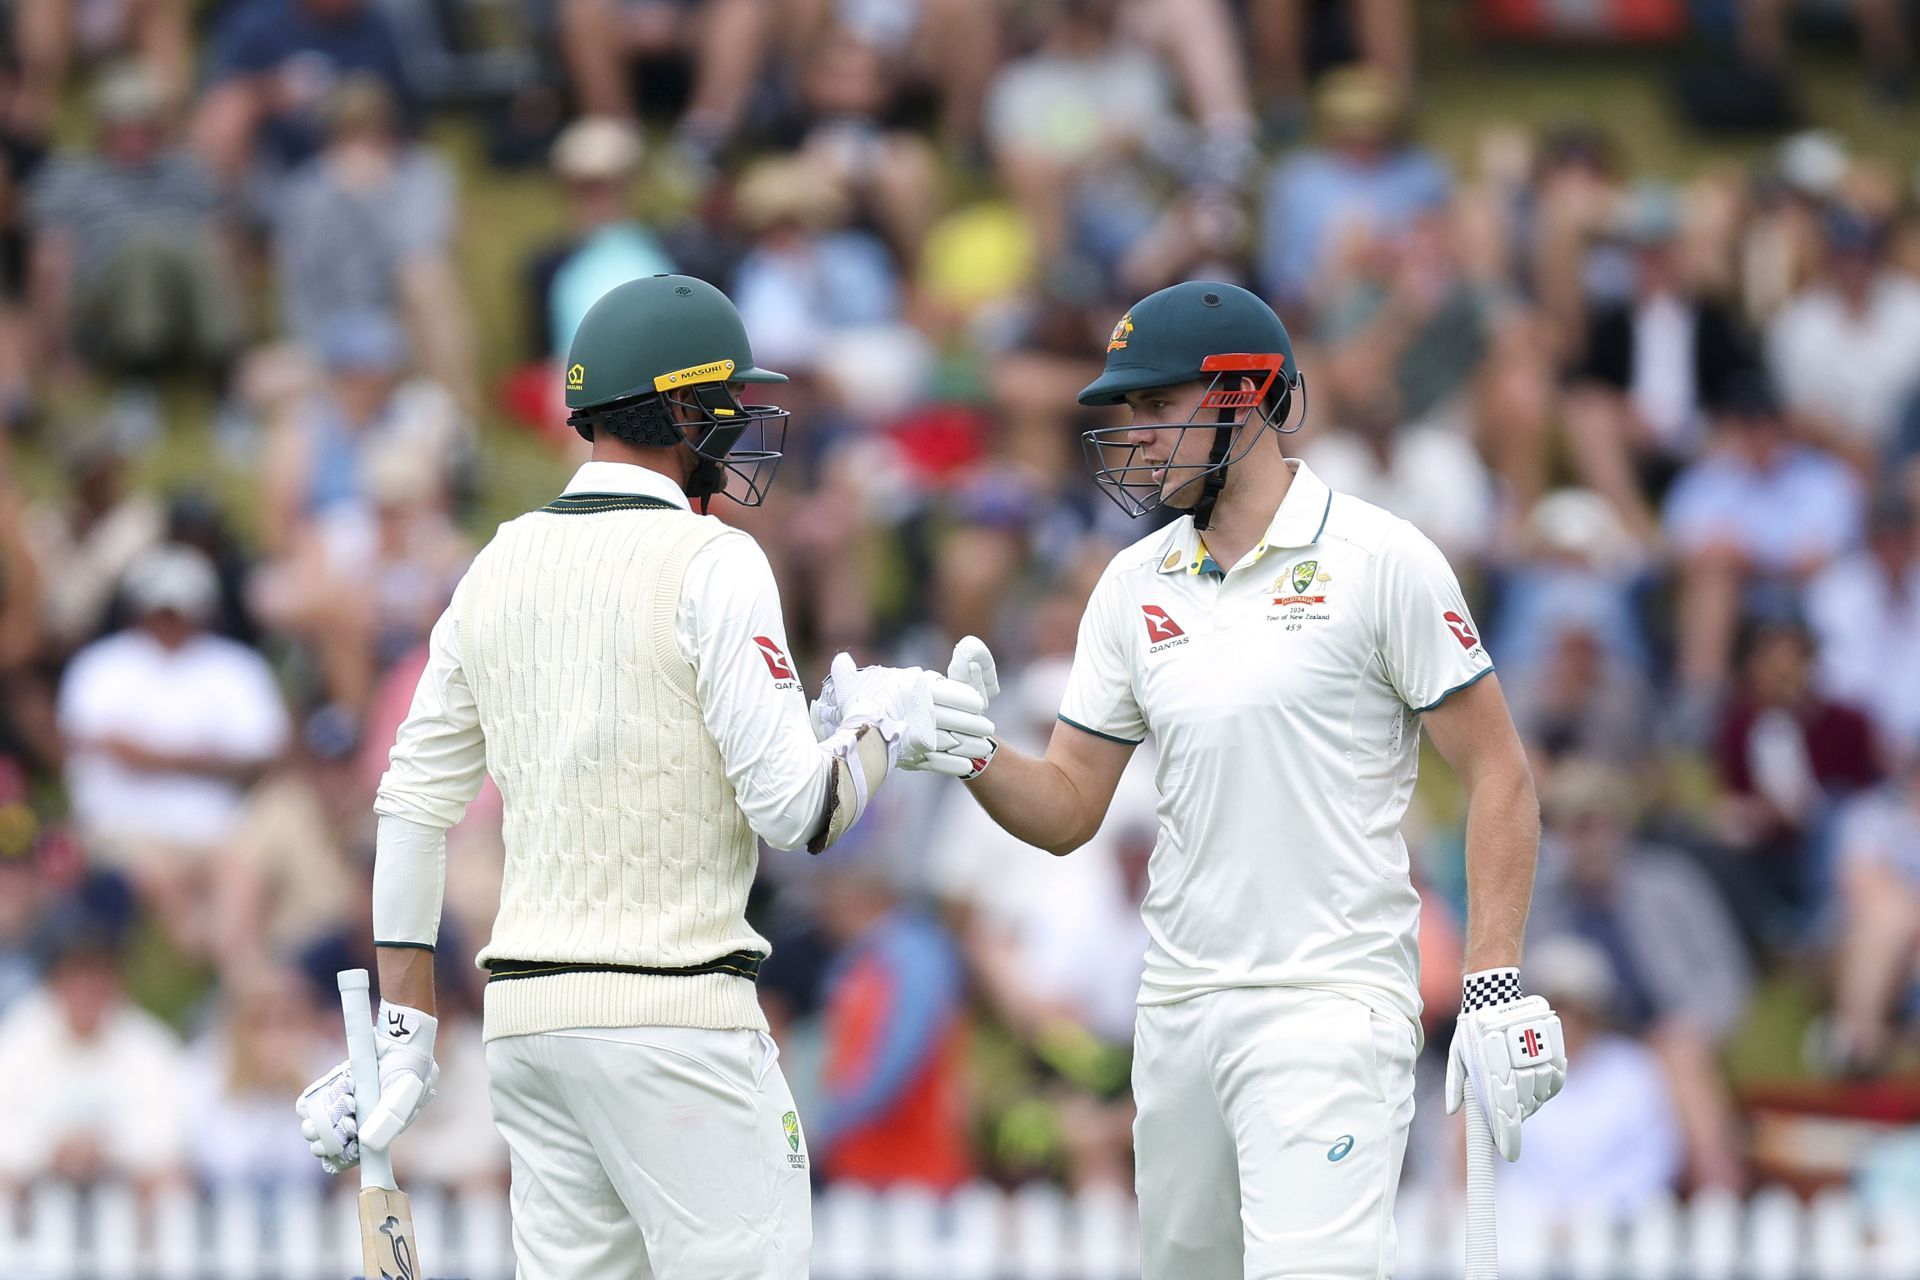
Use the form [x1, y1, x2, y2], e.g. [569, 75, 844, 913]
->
[293, 276, 996, 1279]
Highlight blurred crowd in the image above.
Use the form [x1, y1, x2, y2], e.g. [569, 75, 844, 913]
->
[0, 0, 1918, 1231]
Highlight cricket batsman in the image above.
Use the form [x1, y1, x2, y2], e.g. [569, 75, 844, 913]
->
[293, 274, 990, 1278]
[831, 281, 1569, 1277]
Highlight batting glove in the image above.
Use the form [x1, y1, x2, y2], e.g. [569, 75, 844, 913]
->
[1444, 968, 1566, 1161]
[812, 653, 992, 771]
[295, 1001, 439, 1171]
[914, 635, 999, 779]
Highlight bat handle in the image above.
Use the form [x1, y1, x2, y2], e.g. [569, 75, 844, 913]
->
[338, 969, 397, 1191]
[1464, 1090, 1499, 1280]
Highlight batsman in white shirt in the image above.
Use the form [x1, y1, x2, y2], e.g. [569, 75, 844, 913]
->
[823, 281, 1569, 1278]
[293, 275, 993, 1279]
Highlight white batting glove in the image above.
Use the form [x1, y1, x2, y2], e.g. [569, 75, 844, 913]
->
[295, 1001, 440, 1171]
[914, 636, 999, 779]
[1444, 968, 1566, 1161]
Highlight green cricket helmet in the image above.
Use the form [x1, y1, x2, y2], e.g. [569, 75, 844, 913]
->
[564, 274, 790, 507]
[1077, 280, 1304, 530]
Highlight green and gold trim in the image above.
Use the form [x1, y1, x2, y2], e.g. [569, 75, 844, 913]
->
[485, 950, 766, 983]
[540, 492, 680, 515]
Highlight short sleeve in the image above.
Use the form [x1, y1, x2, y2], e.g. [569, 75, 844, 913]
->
[1058, 564, 1147, 744]
[1373, 523, 1494, 713]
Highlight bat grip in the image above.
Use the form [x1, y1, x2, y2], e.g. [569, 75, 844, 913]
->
[1464, 1090, 1498, 1280]
[338, 969, 397, 1191]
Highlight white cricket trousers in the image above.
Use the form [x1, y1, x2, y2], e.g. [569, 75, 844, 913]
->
[1133, 986, 1418, 1280]
[485, 1026, 812, 1280]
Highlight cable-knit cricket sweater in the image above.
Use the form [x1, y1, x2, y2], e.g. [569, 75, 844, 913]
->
[457, 500, 769, 1038]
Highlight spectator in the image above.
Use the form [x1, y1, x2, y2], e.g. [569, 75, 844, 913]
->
[210, 708, 365, 974]
[530, 116, 672, 364]
[253, 440, 472, 714]
[57, 545, 290, 955]
[12, 0, 193, 129]
[26, 64, 241, 392]
[1768, 208, 1920, 470]
[1495, 490, 1657, 759]
[729, 154, 903, 373]
[1495, 936, 1685, 1220]
[1564, 183, 1757, 537]
[0, 917, 189, 1192]
[1712, 613, 1881, 944]
[0, 760, 46, 1015]
[779, 0, 1000, 151]
[1529, 760, 1749, 1190]
[1806, 490, 1920, 751]
[811, 867, 971, 1190]
[0, 460, 56, 775]
[1827, 742, 1920, 1075]
[931, 654, 1152, 1187]
[24, 438, 165, 659]
[555, 0, 771, 168]
[182, 963, 332, 1187]
[983, 0, 1182, 271]
[1258, 64, 1449, 308]
[193, 0, 415, 182]
[259, 309, 469, 557]
[1663, 373, 1863, 698]
[271, 75, 472, 410]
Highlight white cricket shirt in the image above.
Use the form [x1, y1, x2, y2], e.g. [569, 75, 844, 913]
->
[1059, 460, 1492, 1031]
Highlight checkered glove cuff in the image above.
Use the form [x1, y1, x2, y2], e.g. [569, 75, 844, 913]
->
[1462, 967, 1522, 1013]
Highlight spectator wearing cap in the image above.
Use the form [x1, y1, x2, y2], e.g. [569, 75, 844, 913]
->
[1491, 936, 1686, 1219]
[729, 153, 902, 374]
[26, 62, 241, 387]
[1662, 372, 1864, 698]
[55, 545, 289, 956]
[531, 116, 672, 364]
[1827, 742, 1920, 1075]
[1767, 208, 1920, 471]
[1565, 182, 1758, 537]
[0, 915, 189, 1193]
[260, 308, 469, 557]
[1806, 490, 1920, 751]
[193, 0, 415, 182]
[271, 74, 473, 412]
[1258, 64, 1450, 309]
[1712, 613, 1881, 945]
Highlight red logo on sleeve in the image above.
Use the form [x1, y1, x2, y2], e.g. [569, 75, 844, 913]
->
[1443, 611, 1478, 650]
[753, 636, 796, 680]
[1141, 605, 1186, 645]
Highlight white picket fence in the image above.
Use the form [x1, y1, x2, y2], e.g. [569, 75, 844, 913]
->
[2, 1181, 1916, 1279]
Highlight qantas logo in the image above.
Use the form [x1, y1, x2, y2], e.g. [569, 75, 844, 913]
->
[753, 636, 797, 682]
[1141, 605, 1185, 645]
[1443, 611, 1479, 650]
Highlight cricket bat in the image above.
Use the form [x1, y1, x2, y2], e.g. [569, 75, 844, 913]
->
[339, 969, 421, 1280]
[1463, 1090, 1498, 1280]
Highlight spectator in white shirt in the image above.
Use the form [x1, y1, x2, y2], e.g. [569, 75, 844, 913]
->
[1828, 745, 1920, 1076]
[1807, 491, 1920, 752]
[1495, 935, 1685, 1221]
[182, 963, 334, 1188]
[1767, 209, 1920, 470]
[1662, 373, 1863, 699]
[58, 544, 290, 956]
[0, 920, 189, 1193]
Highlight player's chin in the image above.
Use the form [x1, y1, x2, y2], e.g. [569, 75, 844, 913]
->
[1158, 468, 1206, 509]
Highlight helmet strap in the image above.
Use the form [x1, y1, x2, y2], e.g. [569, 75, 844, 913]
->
[1190, 407, 1237, 532]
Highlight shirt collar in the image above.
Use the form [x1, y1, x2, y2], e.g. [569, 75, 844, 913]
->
[560, 460, 691, 511]
[1155, 460, 1334, 575]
